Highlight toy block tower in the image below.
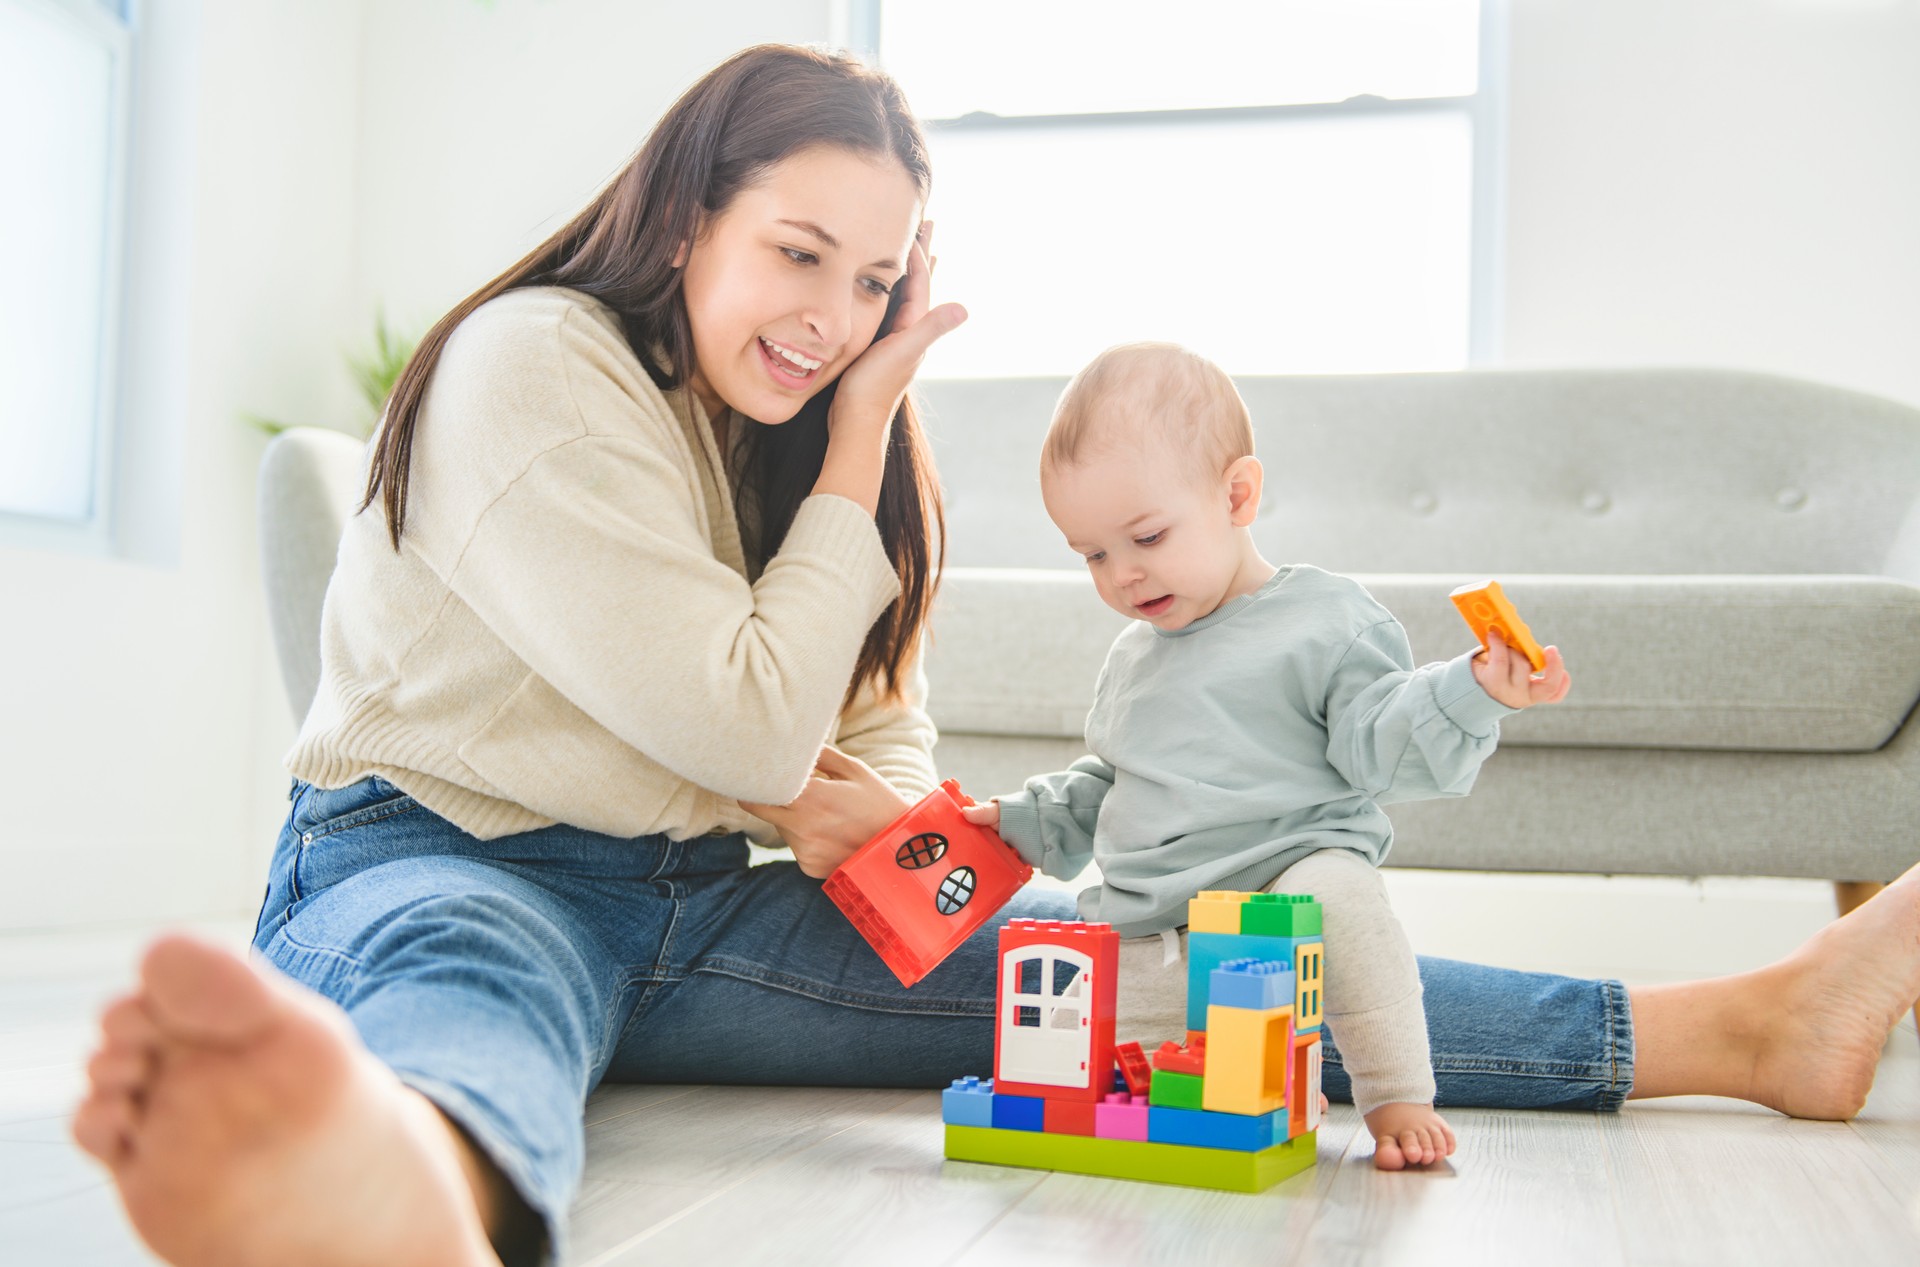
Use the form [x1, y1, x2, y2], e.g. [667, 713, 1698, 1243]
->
[992, 919, 1120, 1103]
[823, 780, 1033, 987]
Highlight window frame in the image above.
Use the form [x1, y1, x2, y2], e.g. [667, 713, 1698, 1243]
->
[843, 0, 1508, 369]
[0, 0, 135, 554]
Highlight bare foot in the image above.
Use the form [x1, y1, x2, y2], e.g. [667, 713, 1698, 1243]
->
[71, 934, 505, 1266]
[1748, 861, 1920, 1119]
[1361, 1101, 1456, 1171]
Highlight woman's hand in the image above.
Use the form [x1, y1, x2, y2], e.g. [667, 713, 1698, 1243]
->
[738, 745, 913, 879]
[1471, 630, 1572, 709]
[828, 221, 967, 433]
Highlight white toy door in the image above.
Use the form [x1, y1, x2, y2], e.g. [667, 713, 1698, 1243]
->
[997, 943, 1095, 1088]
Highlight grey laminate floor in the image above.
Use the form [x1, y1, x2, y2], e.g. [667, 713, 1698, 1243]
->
[3, 919, 1916, 1267]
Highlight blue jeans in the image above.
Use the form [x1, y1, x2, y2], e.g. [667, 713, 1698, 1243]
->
[255, 778, 1634, 1256]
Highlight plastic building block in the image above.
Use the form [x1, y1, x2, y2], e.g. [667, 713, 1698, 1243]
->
[1147, 1105, 1288, 1152]
[1187, 931, 1311, 1031]
[1094, 1092, 1150, 1142]
[1450, 579, 1548, 672]
[992, 1092, 1045, 1132]
[942, 1076, 995, 1127]
[1043, 1096, 1099, 1137]
[1187, 890, 1250, 934]
[823, 780, 1034, 988]
[1114, 1041, 1152, 1097]
[1203, 1003, 1293, 1117]
[1241, 892, 1323, 938]
[1209, 958, 1296, 1011]
[945, 1124, 1317, 1193]
[1288, 1032, 1323, 1139]
[1147, 1069, 1204, 1110]
[993, 920, 1121, 1104]
[1294, 942, 1325, 1034]
[1150, 1039, 1204, 1077]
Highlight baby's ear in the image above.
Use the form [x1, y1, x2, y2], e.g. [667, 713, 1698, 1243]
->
[1225, 455, 1265, 526]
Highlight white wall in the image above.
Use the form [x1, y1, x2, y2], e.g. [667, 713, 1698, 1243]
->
[1502, 0, 1920, 407]
[0, 0, 364, 931]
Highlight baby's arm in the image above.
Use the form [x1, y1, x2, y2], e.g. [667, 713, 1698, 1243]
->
[960, 755, 1113, 882]
[1324, 619, 1520, 802]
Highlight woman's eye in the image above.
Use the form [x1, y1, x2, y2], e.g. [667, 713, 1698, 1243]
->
[860, 277, 893, 297]
[1136, 532, 1163, 547]
[781, 247, 817, 265]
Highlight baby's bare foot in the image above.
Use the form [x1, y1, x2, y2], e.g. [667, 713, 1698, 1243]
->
[1362, 1101, 1456, 1171]
[71, 934, 503, 1266]
[1749, 861, 1920, 1119]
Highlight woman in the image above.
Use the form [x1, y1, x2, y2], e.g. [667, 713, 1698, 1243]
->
[72, 44, 1920, 1267]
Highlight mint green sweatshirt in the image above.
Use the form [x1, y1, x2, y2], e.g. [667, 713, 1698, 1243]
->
[994, 564, 1518, 937]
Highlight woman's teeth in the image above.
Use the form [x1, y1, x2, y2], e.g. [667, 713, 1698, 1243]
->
[761, 337, 822, 373]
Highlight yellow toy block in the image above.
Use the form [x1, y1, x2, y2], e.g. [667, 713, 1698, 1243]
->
[1201, 1002, 1292, 1117]
[1187, 891, 1250, 934]
[1449, 579, 1547, 672]
[1294, 942, 1325, 1033]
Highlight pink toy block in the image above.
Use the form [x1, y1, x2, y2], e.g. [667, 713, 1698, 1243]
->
[1094, 1091, 1150, 1142]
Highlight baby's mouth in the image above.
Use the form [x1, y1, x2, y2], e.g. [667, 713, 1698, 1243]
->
[1137, 595, 1174, 616]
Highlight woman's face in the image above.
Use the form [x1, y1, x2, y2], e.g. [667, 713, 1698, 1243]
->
[680, 146, 922, 423]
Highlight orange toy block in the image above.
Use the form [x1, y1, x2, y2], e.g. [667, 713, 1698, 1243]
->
[1449, 580, 1547, 672]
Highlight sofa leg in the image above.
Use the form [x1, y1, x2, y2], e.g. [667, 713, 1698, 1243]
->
[1832, 881, 1920, 1037]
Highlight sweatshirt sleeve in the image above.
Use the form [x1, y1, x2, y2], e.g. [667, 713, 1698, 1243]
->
[1323, 619, 1518, 804]
[423, 302, 902, 807]
[992, 755, 1115, 881]
[833, 652, 939, 801]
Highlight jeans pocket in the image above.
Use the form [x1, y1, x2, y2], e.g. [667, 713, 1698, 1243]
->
[291, 777, 427, 899]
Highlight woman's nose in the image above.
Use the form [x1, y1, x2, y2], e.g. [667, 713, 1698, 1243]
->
[801, 283, 853, 349]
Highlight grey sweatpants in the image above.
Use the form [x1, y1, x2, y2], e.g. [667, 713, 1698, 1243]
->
[1114, 848, 1435, 1117]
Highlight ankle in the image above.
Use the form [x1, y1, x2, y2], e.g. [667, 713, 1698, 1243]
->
[419, 1095, 546, 1267]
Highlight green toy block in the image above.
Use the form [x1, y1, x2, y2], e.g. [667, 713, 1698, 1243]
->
[1148, 1069, 1204, 1109]
[1241, 893, 1322, 937]
[945, 1124, 1317, 1193]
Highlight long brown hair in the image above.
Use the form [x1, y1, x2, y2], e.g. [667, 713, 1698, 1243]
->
[362, 44, 943, 706]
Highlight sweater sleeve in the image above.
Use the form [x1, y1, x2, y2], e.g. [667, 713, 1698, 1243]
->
[833, 652, 939, 801]
[992, 755, 1115, 881]
[425, 305, 902, 807]
[1322, 619, 1517, 804]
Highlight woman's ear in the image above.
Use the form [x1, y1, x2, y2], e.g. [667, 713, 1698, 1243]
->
[1225, 455, 1265, 527]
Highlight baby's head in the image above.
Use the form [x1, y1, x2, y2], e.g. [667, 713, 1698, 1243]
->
[1041, 342, 1269, 630]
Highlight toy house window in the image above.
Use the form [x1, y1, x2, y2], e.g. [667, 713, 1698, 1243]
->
[1009, 951, 1088, 1031]
[895, 832, 948, 868]
[935, 866, 976, 914]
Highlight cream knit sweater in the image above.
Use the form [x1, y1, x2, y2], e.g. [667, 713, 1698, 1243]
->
[288, 286, 938, 842]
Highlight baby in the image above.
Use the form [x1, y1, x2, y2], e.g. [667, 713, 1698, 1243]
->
[959, 342, 1572, 1170]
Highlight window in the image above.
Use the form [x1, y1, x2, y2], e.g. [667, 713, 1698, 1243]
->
[854, 0, 1504, 378]
[0, 0, 133, 546]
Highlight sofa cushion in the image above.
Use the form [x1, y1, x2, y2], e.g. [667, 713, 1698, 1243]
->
[925, 568, 1920, 754]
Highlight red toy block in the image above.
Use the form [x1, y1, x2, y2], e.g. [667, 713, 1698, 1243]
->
[823, 780, 1034, 988]
[1450, 579, 1548, 672]
[1114, 1041, 1152, 1097]
[1152, 1039, 1205, 1077]
[1043, 1097, 1099, 1137]
[993, 919, 1120, 1104]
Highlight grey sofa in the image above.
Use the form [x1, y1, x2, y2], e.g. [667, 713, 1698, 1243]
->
[260, 367, 1920, 887]
[915, 368, 1920, 886]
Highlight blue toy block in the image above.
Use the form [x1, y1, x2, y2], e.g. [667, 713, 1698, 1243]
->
[942, 1076, 995, 1127]
[1209, 958, 1295, 1011]
[1147, 1105, 1288, 1152]
[1187, 931, 1311, 1031]
[991, 1091, 1046, 1132]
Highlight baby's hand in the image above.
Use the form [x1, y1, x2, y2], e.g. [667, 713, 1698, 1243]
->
[1472, 629, 1572, 709]
[960, 799, 1001, 829]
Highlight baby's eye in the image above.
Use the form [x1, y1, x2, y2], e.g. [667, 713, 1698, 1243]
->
[781, 247, 818, 265]
[1135, 532, 1164, 547]
[1084, 551, 1106, 565]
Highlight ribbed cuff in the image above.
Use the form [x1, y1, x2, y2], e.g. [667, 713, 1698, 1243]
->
[1429, 650, 1518, 738]
[992, 790, 1049, 870]
[1325, 987, 1438, 1118]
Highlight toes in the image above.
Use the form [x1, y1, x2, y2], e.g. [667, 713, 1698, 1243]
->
[72, 1090, 134, 1167]
[100, 992, 161, 1049]
[1373, 1134, 1407, 1171]
[141, 935, 280, 1046]
[1399, 1129, 1430, 1165]
[86, 1045, 153, 1095]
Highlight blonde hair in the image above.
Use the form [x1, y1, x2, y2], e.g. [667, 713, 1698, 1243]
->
[1042, 342, 1254, 485]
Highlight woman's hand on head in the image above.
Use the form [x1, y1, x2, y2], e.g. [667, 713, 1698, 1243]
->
[829, 221, 967, 430]
[738, 745, 913, 879]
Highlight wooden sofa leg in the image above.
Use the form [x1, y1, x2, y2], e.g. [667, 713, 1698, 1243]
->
[1833, 881, 1920, 1036]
